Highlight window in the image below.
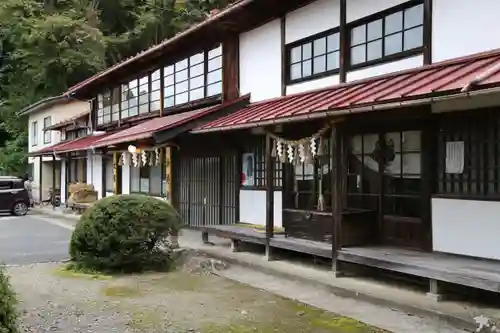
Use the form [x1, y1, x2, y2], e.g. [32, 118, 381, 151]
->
[31, 121, 38, 146]
[43, 116, 51, 144]
[97, 91, 111, 125]
[241, 137, 282, 189]
[121, 79, 139, 119]
[285, 137, 331, 211]
[349, 2, 424, 67]
[287, 30, 340, 84]
[138, 75, 149, 114]
[347, 131, 421, 218]
[0, 181, 13, 191]
[164, 45, 222, 108]
[104, 156, 114, 192]
[130, 152, 164, 196]
[151, 69, 161, 112]
[438, 111, 500, 198]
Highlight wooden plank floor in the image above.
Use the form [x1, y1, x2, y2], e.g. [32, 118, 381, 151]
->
[200, 225, 332, 257]
[270, 235, 332, 258]
[338, 246, 500, 293]
[200, 225, 267, 245]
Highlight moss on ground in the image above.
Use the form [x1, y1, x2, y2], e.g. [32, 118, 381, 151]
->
[202, 299, 388, 333]
[52, 264, 113, 281]
[126, 309, 165, 331]
[102, 284, 141, 297]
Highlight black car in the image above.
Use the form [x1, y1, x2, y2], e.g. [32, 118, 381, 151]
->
[0, 176, 30, 216]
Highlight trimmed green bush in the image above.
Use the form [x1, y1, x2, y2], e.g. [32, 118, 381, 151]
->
[0, 266, 19, 333]
[69, 194, 182, 273]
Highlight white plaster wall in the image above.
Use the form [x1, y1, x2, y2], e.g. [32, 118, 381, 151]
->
[432, 0, 500, 62]
[239, 190, 283, 228]
[346, 55, 423, 82]
[285, 0, 340, 43]
[432, 198, 500, 260]
[122, 164, 131, 195]
[346, 0, 407, 23]
[286, 75, 340, 95]
[239, 19, 282, 102]
[85, 152, 104, 199]
[28, 100, 90, 154]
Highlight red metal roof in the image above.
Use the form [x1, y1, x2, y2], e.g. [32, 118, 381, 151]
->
[56, 133, 114, 154]
[194, 49, 500, 133]
[29, 140, 78, 156]
[92, 97, 249, 148]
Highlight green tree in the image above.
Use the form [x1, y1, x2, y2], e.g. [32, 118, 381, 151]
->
[0, 0, 232, 174]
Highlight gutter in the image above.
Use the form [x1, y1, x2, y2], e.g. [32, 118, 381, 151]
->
[192, 86, 500, 133]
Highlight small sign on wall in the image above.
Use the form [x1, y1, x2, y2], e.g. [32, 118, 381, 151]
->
[445, 141, 464, 174]
[241, 153, 255, 186]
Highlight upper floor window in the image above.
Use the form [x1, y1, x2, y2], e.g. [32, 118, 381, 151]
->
[43, 116, 51, 144]
[96, 45, 223, 126]
[164, 45, 222, 108]
[349, 2, 424, 68]
[31, 121, 38, 146]
[287, 30, 340, 84]
[97, 87, 119, 125]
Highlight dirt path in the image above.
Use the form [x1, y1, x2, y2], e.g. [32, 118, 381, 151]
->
[7, 262, 388, 333]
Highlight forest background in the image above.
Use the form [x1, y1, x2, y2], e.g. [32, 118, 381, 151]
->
[0, 0, 230, 174]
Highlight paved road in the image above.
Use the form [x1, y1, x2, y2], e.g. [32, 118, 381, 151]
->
[0, 214, 72, 265]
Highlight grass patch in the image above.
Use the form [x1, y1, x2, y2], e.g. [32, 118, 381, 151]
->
[149, 272, 205, 291]
[127, 309, 164, 331]
[52, 263, 113, 281]
[202, 300, 389, 333]
[102, 284, 141, 297]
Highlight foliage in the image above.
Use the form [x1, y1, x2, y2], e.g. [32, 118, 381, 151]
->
[0, 0, 231, 174]
[69, 194, 182, 273]
[0, 265, 19, 333]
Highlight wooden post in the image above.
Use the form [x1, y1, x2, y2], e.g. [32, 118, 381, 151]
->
[165, 146, 178, 248]
[113, 152, 119, 195]
[38, 155, 43, 205]
[64, 153, 69, 205]
[165, 146, 172, 203]
[52, 153, 56, 209]
[265, 133, 275, 260]
[331, 122, 345, 277]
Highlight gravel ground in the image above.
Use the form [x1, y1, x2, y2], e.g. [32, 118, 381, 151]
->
[7, 261, 388, 333]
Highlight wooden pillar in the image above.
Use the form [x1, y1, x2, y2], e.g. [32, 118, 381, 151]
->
[39, 155, 43, 204]
[165, 146, 172, 203]
[65, 153, 69, 205]
[52, 154, 56, 209]
[339, 0, 347, 83]
[421, 114, 436, 251]
[423, 0, 433, 65]
[165, 146, 177, 247]
[113, 152, 119, 195]
[265, 133, 275, 260]
[331, 122, 345, 276]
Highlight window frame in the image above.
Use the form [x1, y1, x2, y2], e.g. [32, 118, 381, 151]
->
[285, 27, 341, 85]
[43, 116, 52, 144]
[241, 137, 283, 190]
[31, 121, 38, 147]
[347, 0, 425, 71]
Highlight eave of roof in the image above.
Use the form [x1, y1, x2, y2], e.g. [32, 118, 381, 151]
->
[65, 0, 315, 97]
[18, 95, 72, 116]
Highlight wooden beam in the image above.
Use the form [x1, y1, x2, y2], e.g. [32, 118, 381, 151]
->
[113, 152, 119, 195]
[423, 0, 433, 65]
[165, 146, 172, 203]
[331, 123, 344, 275]
[52, 154, 56, 209]
[265, 133, 275, 241]
[280, 16, 287, 96]
[421, 112, 435, 251]
[39, 156, 43, 204]
[339, 0, 347, 82]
